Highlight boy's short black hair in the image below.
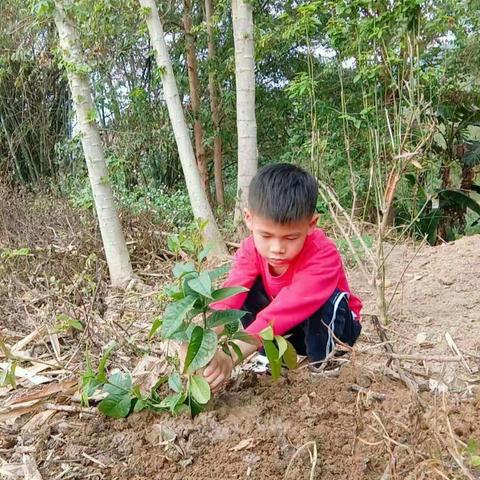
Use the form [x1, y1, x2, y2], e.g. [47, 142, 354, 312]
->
[248, 163, 318, 224]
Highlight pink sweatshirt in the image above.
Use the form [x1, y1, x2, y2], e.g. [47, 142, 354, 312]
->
[212, 228, 362, 336]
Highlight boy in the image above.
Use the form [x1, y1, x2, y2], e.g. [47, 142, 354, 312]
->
[203, 163, 362, 391]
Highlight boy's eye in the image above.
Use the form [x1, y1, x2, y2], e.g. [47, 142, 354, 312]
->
[286, 236, 299, 241]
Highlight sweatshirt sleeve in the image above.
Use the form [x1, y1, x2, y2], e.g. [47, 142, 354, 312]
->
[245, 240, 342, 336]
[210, 237, 260, 311]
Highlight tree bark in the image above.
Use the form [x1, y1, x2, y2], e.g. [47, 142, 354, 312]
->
[205, 0, 224, 207]
[139, 0, 227, 256]
[53, 0, 134, 287]
[182, 0, 211, 202]
[232, 0, 257, 228]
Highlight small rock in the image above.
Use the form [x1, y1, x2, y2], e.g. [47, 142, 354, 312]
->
[355, 373, 372, 388]
[416, 332, 428, 344]
[438, 277, 455, 286]
[298, 393, 311, 409]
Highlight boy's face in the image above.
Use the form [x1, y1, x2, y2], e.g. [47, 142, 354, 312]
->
[244, 210, 318, 272]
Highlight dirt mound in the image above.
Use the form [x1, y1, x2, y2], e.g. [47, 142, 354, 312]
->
[5, 365, 479, 480]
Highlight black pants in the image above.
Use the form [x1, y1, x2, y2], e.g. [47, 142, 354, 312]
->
[241, 277, 362, 363]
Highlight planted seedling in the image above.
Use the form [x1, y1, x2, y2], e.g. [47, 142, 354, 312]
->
[258, 325, 297, 379]
[81, 221, 297, 418]
[149, 244, 254, 415]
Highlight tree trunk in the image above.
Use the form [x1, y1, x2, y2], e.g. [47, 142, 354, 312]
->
[182, 0, 211, 202]
[205, 0, 224, 207]
[53, 0, 134, 287]
[232, 0, 257, 228]
[139, 0, 227, 256]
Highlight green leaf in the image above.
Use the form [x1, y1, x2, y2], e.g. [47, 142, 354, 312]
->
[210, 286, 249, 302]
[471, 456, 480, 467]
[470, 184, 480, 194]
[282, 340, 298, 370]
[185, 328, 218, 374]
[263, 339, 281, 379]
[104, 372, 132, 395]
[168, 372, 182, 393]
[467, 439, 479, 455]
[184, 326, 203, 373]
[133, 398, 147, 413]
[161, 295, 197, 338]
[148, 318, 162, 339]
[159, 392, 186, 413]
[275, 335, 288, 357]
[228, 341, 244, 362]
[223, 320, 241, 336]
[0, 362, 16, 389]
[173, 261, 195, 279]
[187, 272, 212, 298]
[207, 309, 247, 328]
[439, 189, 480, 218]
[164, 283, 184, 300]
[259, 325, 274, 341]
[183, 272, 200, 298]
[167, 235, 181, 254]
[189, 375, 211, 404]
[232, 331, 258, 345]
[96, 343, 115, 383]
[198, 245, 213, 263]
[98, 394, 132, 418]
[464, 141, 480, 167]
[207, 265, 229, 282]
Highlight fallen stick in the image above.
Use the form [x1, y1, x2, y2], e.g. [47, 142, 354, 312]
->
[43, 403, 97, 414]
[445, 332, 472, 374]
[369, 315, 422, 398]
[350, 384, 387, 401]
[387, 353, 461, 363]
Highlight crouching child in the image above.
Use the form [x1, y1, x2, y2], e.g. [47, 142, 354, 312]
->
[203, 163, 362, 391]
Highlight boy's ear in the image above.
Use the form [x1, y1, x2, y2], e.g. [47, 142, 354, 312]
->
[244, 209, 253, 231]
[308, 214, 319, 233]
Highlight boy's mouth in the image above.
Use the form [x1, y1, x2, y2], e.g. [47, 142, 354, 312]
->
[269, 258, 287, 265]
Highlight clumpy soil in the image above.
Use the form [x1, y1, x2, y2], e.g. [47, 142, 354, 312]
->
[5, 364, 480, 480]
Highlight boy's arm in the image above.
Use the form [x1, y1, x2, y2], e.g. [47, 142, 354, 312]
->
[245, 242, 344, 336]
[210, 236, 260, 311]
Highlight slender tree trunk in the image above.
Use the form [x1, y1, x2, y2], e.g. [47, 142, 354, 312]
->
[53, 0, 134, 287]
[232, 0, 257, 228]
[182, 0, 211, 202]
[205, 0, 224, 207]
[139, 0, 227, 256]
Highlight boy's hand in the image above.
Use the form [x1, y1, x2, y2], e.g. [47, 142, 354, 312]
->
[203, 350, 234, 393]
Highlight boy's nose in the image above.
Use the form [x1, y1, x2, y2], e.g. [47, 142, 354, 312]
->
[270, 241, 285, 255]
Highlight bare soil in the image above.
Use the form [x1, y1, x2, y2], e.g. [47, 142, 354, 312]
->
[1, 187, 480, 479]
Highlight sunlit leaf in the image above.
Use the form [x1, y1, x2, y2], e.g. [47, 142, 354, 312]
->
[275, 335, 288, 357]
[210, 286, 249, 302]
[185, 328, 217, 374]
[207, 309, 247, 328]
[148, 317, 162, 339]
[207, 265, 229, 282]
[187, 271, 212, 298]
[228, 341, 243, 362]
[282, 339, 298, 370]
[259, 325, 274, 341]
[263, 339, 281, 379]
[189, 375, 211, 404]
[168, 372, 182, 393]
[173, 261, 195, 279]
[98, 394, 132, 418]
[161, 295, 197, 338]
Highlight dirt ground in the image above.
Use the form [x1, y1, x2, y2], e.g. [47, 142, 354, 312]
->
[1, 189, 480, 479]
